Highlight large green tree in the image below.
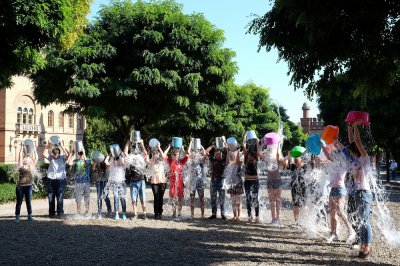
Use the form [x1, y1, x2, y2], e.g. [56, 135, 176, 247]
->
[0, 0, 92, 88]
[32, 0, 238, 141]
[248, 0, 400, 98]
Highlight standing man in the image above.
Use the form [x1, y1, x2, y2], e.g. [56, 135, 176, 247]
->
[205, 146, 227, 221]
[43, 140, 70, 218]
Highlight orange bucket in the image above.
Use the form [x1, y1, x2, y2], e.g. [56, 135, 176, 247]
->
[320, 125, 339, 145]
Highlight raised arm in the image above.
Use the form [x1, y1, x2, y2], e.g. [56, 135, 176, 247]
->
[353, 120, 367, 157]
[32, 148, 38, 165]
[18, 144, 23, 167]
[348, 124, 355, 144]
[60, 140, 70, 160]
[124, 139, 130, 155]
[163, 144, 171, 160]
[42, 142, 50, 161]
[187, 138, 193, 154]
[104, 154, 111, 166]
[140, 140, 148, 160]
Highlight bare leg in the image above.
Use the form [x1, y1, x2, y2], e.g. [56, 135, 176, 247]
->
[178, 198, 183, 216]
[329, 197, 337, 234]
[293, 206, 300, 223]
[267, 189, 276, 221]
[76, 202, 81, 214]
[275, 189, 282, 221]
[200, 197, 205, 218]
[190, 196, 195, 218]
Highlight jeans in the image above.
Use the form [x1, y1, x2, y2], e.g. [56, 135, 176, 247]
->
[96, 181, 111, 213]
[113, 183, 127, 213]
[130, 180, 146, 203]
[15, 185, 32, 216]
[244, 179, 259, 217]
[210, 179, 225, 216]
[151, 183, 167, 215]
[47, 178, 65, 216]
[355, 190, 373, 245]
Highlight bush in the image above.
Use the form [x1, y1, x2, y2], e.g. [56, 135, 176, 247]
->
[0, 183, 16, 203]
[0, 164, 18, 183]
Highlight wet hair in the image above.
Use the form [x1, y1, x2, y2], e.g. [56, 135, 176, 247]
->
[52, 148, 60, 155]
[347, 142, 361, 157]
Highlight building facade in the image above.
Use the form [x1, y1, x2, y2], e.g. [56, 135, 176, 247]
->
[0, 76, 85, 163]
[300, 102, 324, 135]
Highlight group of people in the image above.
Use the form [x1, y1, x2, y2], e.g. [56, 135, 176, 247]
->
[13, 120, 373, 260]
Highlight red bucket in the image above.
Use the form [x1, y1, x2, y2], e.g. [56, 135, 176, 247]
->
[345, 111, 370, 125]
[320, 125, 339, 145]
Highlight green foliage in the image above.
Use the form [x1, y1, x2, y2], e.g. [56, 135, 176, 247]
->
[0, 0, 92, 89]
[0, 164, 18, 183]
[248, 0, 400, 99]
[0, 183, 16, 203]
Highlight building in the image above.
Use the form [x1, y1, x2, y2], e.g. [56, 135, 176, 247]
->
[300, 102, 324, 135]
[0, 76, 85, 163]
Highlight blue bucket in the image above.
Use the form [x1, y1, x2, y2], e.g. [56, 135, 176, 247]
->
[247, 130, 257, 140]
[227, 137, 238, 151]
[306, 134, 322, 155]
[172, 137, 183, 149]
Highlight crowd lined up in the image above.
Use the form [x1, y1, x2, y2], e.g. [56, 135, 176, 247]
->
[14, 119, 373, 260]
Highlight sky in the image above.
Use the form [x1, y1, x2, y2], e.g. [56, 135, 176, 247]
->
[87, 0, 320, 123]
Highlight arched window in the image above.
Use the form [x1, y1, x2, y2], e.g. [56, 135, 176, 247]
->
[28, 108, 33, 124]
[17, 107, 22, 124]
[68, 114, 74, 128]
[48, 111, 54, 127]
[69, 140, 74, 152]
[59, 113, 64, 128]
[22, 108, 28, 124]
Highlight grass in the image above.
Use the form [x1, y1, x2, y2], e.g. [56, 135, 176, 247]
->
[0, 183, 16, 203]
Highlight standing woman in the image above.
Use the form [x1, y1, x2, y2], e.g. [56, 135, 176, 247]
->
[147, 141, 169, 220]
[260, 142, 284, 225]
[347, 120, 373, 259]
[226, 148, 244, 221]
[15, 142, 38, 222]
[93, 156, 112, 218]
[106, 150, 127, 220]
[242, 135, 260, 223]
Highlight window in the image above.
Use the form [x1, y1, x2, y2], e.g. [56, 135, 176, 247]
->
[17, 107, 22, 124]
[59, 113, 64, 127]
[69, 140, 74, 152]
[77, 115, 83, 130]
[48, 111, 54, 127]
[68, 114, 74, 128]
[28, 108, 33, 124]
[22, 108, 28, 124]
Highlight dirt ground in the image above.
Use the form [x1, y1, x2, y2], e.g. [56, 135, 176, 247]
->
[1, 184, 400, 266]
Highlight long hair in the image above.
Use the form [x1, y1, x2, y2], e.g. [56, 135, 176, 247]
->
[347, 142, 361, 157]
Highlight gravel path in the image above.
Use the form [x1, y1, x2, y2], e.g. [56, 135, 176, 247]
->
[1, 186, 400, 266]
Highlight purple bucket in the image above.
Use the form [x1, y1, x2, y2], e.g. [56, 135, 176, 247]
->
[264, 132, 280, 146]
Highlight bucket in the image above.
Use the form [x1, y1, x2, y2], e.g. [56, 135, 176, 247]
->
[49, 135, 61, 146]
[215, 137, 224, 149]
[291, 146, 306, 158]
[130, 130, 141, 143]
[227, 137, 239, 151]
[74, 140, 84, 153]
[264, 132, 280, 146]
[91, 150, 105, 163]
[247, 130, 257, 140]
[149, 138, 159, 150]
[172, 137, 183, 149]
[306, 134, 322, 155]
[320, 125, 339, 145]
[23, 139, 35, 154]
[345, 111, 370, 125]
[110, 144, 122, 158]
[193, 138, 201, 150]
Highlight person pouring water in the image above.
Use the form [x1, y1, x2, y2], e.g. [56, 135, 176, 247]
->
[43, 137, 70, 218]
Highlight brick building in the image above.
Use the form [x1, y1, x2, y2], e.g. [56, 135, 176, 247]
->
[300, 102, 324, 135]
[0, 76, 85, 163]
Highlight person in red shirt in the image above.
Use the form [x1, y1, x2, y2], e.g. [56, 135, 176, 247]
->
[166, 145, 189, 219]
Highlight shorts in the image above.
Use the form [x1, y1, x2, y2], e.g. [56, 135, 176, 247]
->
[190, 179, 205, 198]
[330, 187, 347, 198]
[75, 182, 90, 202]
[267, 178, 282, 189]
[169, 177, 184, 199]
[130, 180, 146, 203]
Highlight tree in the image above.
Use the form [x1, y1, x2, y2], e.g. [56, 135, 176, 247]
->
[248, 0, 400, 98]
[0, 0, 92, 88]
[32, 0, 238, 141]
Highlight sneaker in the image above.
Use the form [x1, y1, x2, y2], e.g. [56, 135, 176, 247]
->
[114, 213, 120, 220]
[143, 213, 147, 220]
[221, 215, 227, 221]
[159, 214, 163, 220]
[107, 211, 112, 217]
[351, 242, 360, 250]
[327, 233, 339, 242]
[208, 215, 217, 219]
[27, 215, 33, 221]
[358, 248, 372, 259]
[122, 213, 127, 220]
[154, 214, 159, 220]
[15, 215, 20, 223]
